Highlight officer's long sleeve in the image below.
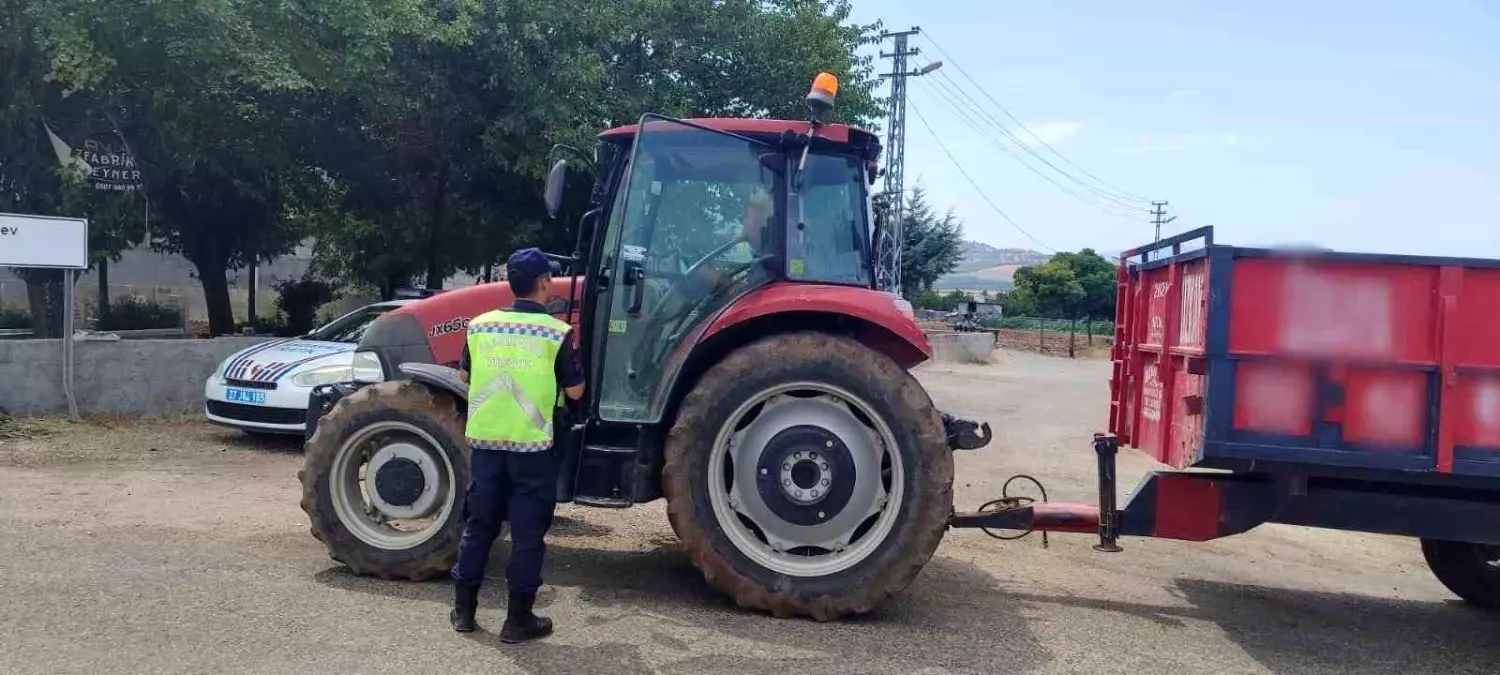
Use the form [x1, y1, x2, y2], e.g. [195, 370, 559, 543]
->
[555, 330, 584, 388]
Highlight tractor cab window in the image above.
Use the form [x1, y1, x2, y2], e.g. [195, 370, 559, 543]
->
[788, 154, 869, 286]
[596, 118, 782, 423]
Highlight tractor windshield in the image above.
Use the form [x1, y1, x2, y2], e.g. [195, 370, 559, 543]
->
[788, 153, 870, 286]
[596, 118, 782, 423]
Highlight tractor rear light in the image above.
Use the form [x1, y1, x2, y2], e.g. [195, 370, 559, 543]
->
[351, 350, 386, 383]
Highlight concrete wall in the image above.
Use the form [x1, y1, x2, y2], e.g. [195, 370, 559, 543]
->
[1, 337, 269, 416]
[927, 331, 996, 364]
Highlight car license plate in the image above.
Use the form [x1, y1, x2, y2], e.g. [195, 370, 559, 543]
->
[225, 388, 267, 405]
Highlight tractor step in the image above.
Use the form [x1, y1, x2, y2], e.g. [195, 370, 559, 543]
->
[571, 444, 642, 507]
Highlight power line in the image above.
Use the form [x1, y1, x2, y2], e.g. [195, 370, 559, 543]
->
[920, 30, 1152, 205]
[915, 74, 1142, 220]
[907, 101, 1055, 253]
[920, 62, 1150, 214]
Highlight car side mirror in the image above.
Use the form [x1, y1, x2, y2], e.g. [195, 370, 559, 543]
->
[544, 159, 568, 218]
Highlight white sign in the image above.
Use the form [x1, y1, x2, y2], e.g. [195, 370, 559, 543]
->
[0, 213, 89, 269]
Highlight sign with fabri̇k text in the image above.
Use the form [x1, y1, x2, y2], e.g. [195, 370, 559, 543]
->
[0, 213, 89, 269]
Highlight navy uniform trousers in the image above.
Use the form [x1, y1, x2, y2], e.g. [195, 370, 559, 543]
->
[450, 448, 558, 594]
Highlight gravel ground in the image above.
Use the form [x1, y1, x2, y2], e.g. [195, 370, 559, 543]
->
[2, 349, 1497, 675]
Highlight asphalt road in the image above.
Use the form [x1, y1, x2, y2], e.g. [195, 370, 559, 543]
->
[2, 350, 1496, 675]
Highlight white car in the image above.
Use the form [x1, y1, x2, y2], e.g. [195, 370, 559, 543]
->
[204, 300, 410, 435]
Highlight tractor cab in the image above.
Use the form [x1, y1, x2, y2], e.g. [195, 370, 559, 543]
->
[552, 113, 886, 426]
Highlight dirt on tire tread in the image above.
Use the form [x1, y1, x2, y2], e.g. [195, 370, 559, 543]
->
[299, 380, 469, 582]
[662, 332, 953, 621]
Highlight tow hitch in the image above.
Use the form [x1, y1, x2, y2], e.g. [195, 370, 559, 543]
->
[949, 434, 1123, 553]
[943, 413, 992, 450]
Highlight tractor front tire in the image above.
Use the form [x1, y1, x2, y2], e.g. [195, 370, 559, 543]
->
[300, 380, 470, 581]
[1421, 538, 1500, 609]
[663, 332, 953, 620]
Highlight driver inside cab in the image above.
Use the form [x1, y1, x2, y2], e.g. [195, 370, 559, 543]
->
[686, 187, 772, 293]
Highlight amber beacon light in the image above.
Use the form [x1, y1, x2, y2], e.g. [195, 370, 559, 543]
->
[806, 72, 839, 123]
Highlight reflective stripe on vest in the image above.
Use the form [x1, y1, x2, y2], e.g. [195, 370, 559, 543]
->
[464, 309, 569, 451]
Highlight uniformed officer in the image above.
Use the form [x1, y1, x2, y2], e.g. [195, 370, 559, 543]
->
[450, 247, 585, 643]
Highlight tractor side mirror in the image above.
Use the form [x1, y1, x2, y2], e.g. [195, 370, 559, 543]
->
[544, 159, 568, 219]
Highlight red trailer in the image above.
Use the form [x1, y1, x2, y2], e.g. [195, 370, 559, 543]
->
[952, 227, 1500, 608]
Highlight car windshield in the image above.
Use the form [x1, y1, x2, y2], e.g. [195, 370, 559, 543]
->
[306, 305, 394, 343]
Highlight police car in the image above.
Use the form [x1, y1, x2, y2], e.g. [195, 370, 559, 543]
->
[203, 300, 411, 435]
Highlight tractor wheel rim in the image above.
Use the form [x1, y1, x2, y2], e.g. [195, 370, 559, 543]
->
[330, 420, 456, 551]
[708, 382, 905, 578]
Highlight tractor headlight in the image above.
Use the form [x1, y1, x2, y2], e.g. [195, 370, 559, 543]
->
[351, 350, 386, 383]
[293, 365, 356, 388]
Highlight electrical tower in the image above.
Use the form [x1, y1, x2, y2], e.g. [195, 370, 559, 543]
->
[1151, 201, 1176, 242]
[875, 27, 942, 294]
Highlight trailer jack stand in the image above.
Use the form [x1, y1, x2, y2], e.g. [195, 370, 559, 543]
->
[1092, 433, 1123, 553]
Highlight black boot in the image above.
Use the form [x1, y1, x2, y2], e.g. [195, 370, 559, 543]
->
[450, 582, 479, 633]
[498, 591, 553, 643]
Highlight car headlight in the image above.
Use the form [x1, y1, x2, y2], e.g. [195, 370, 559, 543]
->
[292, 365, 356, 387]
[351, 350, 386, 383]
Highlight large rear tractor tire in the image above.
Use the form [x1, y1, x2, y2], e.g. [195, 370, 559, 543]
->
[1421, 539, 1500, 609]
[299, 380, 470, 580]
[664, 332, 953, 620]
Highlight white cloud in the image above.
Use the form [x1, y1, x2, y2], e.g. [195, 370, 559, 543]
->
[1115, 131, 1243, 155]
[1021, 121, 1085, 146]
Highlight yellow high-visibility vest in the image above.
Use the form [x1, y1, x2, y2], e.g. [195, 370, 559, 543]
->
[464, 309, 569, 452]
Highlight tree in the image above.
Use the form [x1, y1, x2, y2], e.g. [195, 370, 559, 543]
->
[305, 0, 884, 294]
[899, 186, 965, 295]
[1006, 249, 1115, 318]
[28, 0, 472, 334]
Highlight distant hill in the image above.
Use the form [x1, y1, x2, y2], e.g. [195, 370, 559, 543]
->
[938, 241, 1050, 292]
[950, 241, 1051, 274]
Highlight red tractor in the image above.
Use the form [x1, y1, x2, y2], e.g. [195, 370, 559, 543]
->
[297, 74, 992, 620]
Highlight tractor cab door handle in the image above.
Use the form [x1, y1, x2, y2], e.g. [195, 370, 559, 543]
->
[625, 267, 647, 316]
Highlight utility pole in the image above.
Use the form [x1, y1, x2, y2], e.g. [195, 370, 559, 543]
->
[876, 27, 942, 294]
[1151, 201, 1176, 242]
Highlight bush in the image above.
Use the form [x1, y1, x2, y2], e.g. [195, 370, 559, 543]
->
[0, 307, 31, 329]
[910, 289, 969, 312]
[274, 275, 335, 336]
[235, 312, 293, 337]
[98, 297, 184, 331]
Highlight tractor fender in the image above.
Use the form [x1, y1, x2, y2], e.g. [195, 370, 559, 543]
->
[701, 283, 931, 367]
[657, 283, 934, 429]
[397, 362, 469, 402]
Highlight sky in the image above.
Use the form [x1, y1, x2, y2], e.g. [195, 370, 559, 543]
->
[845, 1, 1500, 257]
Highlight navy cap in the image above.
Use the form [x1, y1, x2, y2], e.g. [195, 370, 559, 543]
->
[507, 247, 561, 286]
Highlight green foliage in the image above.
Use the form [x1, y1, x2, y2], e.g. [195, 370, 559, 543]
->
[985, 315, 1115, 334]
[0, 307, 32, 329]
[900, 186, 965, 295]
[274, 276, 335, 336]
[1005, 249, 1116, 319]
[97, 297, 183, 331]
[236, 312, 292, 337]
[7, 0, 884, 334]
[910, 289, 970, 312]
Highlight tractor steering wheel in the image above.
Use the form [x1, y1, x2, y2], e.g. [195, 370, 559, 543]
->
[626, 243, 772, 384]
